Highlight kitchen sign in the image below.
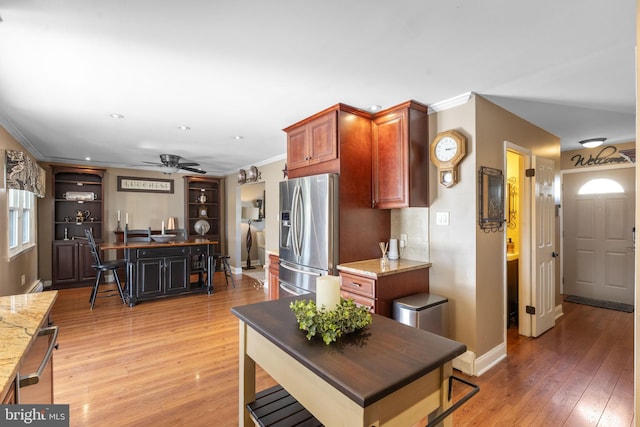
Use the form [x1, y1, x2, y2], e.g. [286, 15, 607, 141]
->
[117, 176, 174, 193]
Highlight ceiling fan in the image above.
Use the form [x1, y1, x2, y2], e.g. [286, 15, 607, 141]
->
[144, 154, 206, 174]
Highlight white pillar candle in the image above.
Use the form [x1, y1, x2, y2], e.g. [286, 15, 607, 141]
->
[117, 210, 121, 221]
[161, 220, 165, 234]
[316, 275, 341, 311]
[125, 213, 129, 225]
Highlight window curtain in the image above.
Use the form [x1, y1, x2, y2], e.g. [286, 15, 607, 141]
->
[5, 149, 46, 198]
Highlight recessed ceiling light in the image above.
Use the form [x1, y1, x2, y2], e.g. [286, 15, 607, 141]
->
[110, 114, 125, 119]
[233, 136, 244, 140]
[85, 157, 91, 161]
[369, 105, 382, 112]
[178, 125, 191, 131]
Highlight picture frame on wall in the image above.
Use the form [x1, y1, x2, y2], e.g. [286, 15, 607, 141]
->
[117, 176, 174, 193]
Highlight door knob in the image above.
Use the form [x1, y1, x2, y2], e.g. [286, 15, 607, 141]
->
[552, 252, 559, 258]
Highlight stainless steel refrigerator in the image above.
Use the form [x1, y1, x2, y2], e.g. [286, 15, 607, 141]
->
[279, 173, 338, 297]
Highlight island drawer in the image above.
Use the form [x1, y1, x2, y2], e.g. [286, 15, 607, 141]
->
[137, 247, 188, 258]
[339, 272, 375, 298]
[190, 245, 209, 256]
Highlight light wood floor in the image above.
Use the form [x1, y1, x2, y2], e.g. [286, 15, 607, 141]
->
[50, 275, 634, 426]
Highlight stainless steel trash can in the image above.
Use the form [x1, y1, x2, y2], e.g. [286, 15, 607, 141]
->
[393, 293, 449, 337]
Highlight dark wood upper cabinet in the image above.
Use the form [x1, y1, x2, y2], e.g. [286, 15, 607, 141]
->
[372, 100, 429, 208]
[285, 109, 338, 175]
[283, 104, 391, 264]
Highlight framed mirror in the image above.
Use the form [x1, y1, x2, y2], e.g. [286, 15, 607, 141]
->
[479, 166, 505, 232]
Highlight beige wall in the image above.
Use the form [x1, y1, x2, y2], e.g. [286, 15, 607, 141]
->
[38, 165, 223, 277]
[0, 126, 41, 296]
[225, 158, 286, 271]
[427, 94, 560, 363]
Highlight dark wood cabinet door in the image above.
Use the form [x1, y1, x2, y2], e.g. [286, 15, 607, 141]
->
[137, 258, 164, 298]
[286, 110, 338, 173]
[287, 126, 309, 170]
[78, 242, 98, 282]
[166, 256, 189, 293]
[308, 112, 337, 165]
[372, 109, 409, 208]
[372, 101, 429, 208]
[52, 242, 79, 284]
[268, 254, 279, 300]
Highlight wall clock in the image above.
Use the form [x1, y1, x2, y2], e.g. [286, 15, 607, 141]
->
[430, 129, 467, 188]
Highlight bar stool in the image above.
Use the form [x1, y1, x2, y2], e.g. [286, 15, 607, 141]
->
[85, 229, 127, 309]
[213, 253, 235, 288]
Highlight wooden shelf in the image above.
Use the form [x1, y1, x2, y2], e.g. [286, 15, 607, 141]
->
[183, 176, 225, 253]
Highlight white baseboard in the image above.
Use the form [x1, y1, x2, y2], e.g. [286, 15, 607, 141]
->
[453, 351, 476, 376]
[453, 341, 507, 377]
[475, 342, 507, 376]
[555, 303, 564, 321]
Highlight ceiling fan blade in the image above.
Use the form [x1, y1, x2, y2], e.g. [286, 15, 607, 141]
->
[179, 165, 206, 174]
[143, 161, 163, 165]
[177, 161, 200, 167]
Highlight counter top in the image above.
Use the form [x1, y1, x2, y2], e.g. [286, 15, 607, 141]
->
[337, 258, 431, 278]
[232, 296, 465, 407]
[100, 238, 218, 250]
[0, 291, 58, 400]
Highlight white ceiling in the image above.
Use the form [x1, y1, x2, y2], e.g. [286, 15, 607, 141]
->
[0, 1, 635, 176]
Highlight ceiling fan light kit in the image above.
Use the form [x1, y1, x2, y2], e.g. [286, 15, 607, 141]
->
[579, 137, 606, 148]
[145, 153, 206, 174]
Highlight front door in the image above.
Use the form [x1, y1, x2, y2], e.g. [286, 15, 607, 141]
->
[563, 168, 635, 305]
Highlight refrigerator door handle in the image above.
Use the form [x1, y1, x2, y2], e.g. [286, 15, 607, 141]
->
[280, 262, 322, 277]
[279, 281, 310, 297]
[291, 184, 304, 257]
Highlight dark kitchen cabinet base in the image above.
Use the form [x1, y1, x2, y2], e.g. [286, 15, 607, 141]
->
[125, 243, 215, 306]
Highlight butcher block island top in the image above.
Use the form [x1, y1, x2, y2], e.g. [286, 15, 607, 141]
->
[0, 291, 57, 400]
[233, 297, 465, 425]
[337, 258, 432, 278]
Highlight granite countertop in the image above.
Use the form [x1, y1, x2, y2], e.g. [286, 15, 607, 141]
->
[337, 258, 432, 278]
[0, 291, 58, 400]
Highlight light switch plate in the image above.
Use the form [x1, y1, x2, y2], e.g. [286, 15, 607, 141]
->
[436, 211, 450, 226]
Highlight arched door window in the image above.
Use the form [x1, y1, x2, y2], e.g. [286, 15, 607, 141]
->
[577, 178, 624, 195]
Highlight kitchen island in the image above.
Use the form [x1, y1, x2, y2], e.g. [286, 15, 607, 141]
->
[101, 239, 218, 306]
[0, 291, 58, 403]
[232, 297, 465, 426]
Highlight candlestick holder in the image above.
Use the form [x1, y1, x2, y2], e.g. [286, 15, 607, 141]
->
[116, 220, 122, 232]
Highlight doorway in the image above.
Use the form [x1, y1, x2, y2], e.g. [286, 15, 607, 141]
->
[505, 150, 523, 336]
[240, 182, 266, 269]
[505, 144, 557, 342]
[563, 167, 635, 305]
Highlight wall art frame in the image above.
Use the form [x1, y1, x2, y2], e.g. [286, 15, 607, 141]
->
[478, 166, 505, 232]
[117, 176, 174, 193]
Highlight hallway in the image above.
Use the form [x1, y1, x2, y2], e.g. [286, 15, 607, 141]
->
[453, 299, 634, 426]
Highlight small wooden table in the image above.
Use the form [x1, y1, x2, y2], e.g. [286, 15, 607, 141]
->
[232, 297, 466, 426]
[101, 239, 218, 306]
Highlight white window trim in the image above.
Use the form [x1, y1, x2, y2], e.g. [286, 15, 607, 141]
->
[8, 189, 36, 258]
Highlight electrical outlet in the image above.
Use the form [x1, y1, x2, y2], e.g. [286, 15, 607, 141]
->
[400, 233, 407, 248]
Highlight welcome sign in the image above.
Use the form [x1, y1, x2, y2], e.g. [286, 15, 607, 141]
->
[561, 143, 636, 170]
